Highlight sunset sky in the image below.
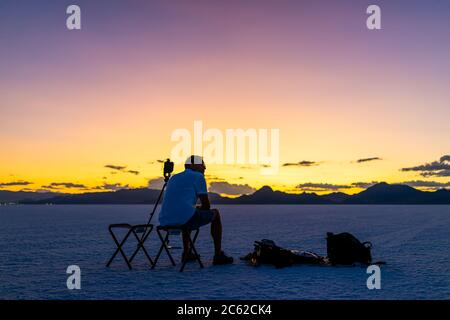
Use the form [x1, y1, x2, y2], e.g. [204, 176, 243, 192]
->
[1, 0, 449, 195]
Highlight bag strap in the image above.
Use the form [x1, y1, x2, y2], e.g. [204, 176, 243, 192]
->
[362, 241, 372, 249]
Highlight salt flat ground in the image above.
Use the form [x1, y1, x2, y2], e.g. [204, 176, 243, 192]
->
[0, 205, 449, 299]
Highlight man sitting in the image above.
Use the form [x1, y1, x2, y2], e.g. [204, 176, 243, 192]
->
[159, 155, 233, 265]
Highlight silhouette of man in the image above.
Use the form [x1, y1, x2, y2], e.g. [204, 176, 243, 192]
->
[159, 155, 233, 265]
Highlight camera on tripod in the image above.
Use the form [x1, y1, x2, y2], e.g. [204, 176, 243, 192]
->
[163, 158, 174, 181]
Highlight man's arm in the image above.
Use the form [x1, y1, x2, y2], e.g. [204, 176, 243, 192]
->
[198, 194, 211, 210]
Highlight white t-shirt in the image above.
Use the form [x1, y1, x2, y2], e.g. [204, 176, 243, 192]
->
[159, 169, 208, 226]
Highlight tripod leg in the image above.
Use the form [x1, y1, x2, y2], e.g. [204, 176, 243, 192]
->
[142, 183, 167, 236]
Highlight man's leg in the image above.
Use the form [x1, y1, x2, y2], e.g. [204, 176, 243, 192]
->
[182, 230, 191, 256]
[182, 209, 231, 264]
[210, 209, 233, 265]
[210, 209, 222, 256]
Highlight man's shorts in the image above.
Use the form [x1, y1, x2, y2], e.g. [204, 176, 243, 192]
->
[183, 208, 216, 230]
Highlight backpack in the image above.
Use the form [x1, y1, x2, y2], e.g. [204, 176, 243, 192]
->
[326, 232, 372, 265]
[241, 239, 324, 268]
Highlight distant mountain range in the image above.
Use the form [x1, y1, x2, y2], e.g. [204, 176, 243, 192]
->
[1, 182, 449, 205]
[0, 190, 64, 203]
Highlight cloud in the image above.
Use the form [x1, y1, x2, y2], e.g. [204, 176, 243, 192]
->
[148, 160, 165, 165]
[104, 164, 140, 175]
[296, 183, 352, 192]
[401, 180, 450, 189]
[20, 188, 56, 193]
[431, 171, 450, 177]
[351, 181, 380, 189]
[148, 177, 166, 190]
[209, 182, 256, 196]
[356, 157, 382, 163]
[105, 165, 127, 171]
[93, 183, 130, 191]
[205, 174, 225, 182]
[0, 181, 33, 187]
[401, 155, 450, 177]
[403, 162, 449, 172]
[283, 161, 318, 167]
[41, 182, 88, 189]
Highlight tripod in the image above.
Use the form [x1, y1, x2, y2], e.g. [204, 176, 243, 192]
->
[138, 171, 170, 241]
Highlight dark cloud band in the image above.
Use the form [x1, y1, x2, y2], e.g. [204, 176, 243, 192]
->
[297, 183, 351, 191]
[41, 182, 87, 189]
[401, 155, 450, 177]
[283, 161, 318, 167]
[0, 181, 33, 187]
[357, 157, 382, 163]
[104, 164, 140, 175]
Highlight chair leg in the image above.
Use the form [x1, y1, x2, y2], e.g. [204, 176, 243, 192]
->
[191, 230, 204, 268]
[163, 231, 176, 266]
[180, 229, 203, 272]
[152, 229, 176, 269]
[179, 246, 190, 272]
[129, 226, 153, 262]
[129, 232, 142, 263]
[129, 227, 154, 267]
[191, 229, 204, 268]
[106, 229, 133, 270]
[151, 231, 165, 269]
[192, 228, 200, 243]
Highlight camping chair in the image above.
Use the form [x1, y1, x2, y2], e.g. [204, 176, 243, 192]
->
[152, 225, 204, 272]
[106, 159, 173, 270]
[106, 223, 154, 269]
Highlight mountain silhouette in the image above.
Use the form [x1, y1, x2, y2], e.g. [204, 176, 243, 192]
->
[320, 192, 351, 203]
[0, 190, 62, 203]
[4, 182, 449, 205]
[231, 186, 312, 204]
[15, 189, 163, 205]
[343, 182, 444, 204]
